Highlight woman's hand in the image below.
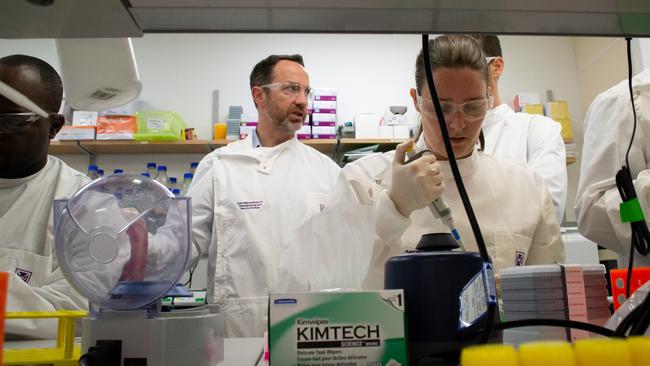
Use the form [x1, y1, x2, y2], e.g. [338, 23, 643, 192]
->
[388, 140, 445, 218]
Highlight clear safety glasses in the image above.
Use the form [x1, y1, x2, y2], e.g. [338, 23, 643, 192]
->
[0, 112, 45, 133]
[417, 96, 491, 121]
[260, 81, 312, 100]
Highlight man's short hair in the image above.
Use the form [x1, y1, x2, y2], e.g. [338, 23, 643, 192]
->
[0, 54, 63, 112]
[471, 35, 502, 58]
[249, 54, 305, 89]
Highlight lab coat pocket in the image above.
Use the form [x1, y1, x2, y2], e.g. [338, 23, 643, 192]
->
[0, 247, 51, 286]
[305, 192, 328, 217]
[493, 232, 532, 272]
[280, 192, 327, 252]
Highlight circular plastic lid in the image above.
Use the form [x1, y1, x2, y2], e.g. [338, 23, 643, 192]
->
[54, 174, 191, 311]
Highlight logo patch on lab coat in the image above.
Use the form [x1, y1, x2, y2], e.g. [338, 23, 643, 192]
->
[515, 251, 526, 266]
[237, 201, 263, 210]
[15, 268, 32, 283]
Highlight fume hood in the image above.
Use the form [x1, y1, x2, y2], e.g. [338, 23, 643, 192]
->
[2, 0, 650, 38]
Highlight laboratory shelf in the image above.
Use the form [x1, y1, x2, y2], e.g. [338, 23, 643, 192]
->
[48, 141, 87, 154]
[48, 139, 577, 165]
[48, 138, 402, 155]
[302, 138, 338, 153]
[49, 139, 213, 155]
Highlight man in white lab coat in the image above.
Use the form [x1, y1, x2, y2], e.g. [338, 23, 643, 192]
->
[472, 35, 567, 223]
[0, 55, 90, 338]
[187, 54, 341, 337]
[575, 70, 650, 267]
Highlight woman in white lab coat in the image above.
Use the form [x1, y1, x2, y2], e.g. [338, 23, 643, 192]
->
[341, 35, 565, 289]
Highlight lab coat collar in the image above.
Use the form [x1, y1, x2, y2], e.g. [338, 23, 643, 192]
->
[216, 133, 299, 175]
[251, 128, 261, 148]
[482, 103, 514, 129]
[415, 132, 480, 178]
[0, 157, 51, 189]
[438, 148, 480, 179]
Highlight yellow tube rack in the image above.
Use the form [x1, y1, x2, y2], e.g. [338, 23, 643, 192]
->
[3, 310, 87, 366]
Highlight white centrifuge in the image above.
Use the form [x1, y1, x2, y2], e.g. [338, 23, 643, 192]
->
[53, 174, 223, 366]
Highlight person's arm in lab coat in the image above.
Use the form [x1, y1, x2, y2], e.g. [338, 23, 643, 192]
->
[339, 156, 410, 290]
[186, 155, 216, 265]
[575, 81, 648, 256]
[526, 116, 568, 223]
[5, 269, 87, 339]
[526, 176, 565, 264]
[343, 143, 444, 290]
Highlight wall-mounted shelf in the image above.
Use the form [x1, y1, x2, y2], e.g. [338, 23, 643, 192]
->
[49, 138, 403, 155]
[49, 141, 87, 155]
[49, 139, 577, 165]
[50, 140, 213, 155]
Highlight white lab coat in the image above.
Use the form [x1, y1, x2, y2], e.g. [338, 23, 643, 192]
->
[483, 103, 567, 223]
[0, 156, 90, 339]
[342, 140, 564, 290]
[187, 134, 340, 337]
[575, 70, 650, 267]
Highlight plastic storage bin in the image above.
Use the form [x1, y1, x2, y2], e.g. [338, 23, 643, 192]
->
[134, 111, 187, 141]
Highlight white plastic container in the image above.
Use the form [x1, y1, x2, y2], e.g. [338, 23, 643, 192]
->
[56, 38, 142, 111]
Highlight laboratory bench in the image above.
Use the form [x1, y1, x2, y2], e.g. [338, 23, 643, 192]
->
[5, 337, 266, 366]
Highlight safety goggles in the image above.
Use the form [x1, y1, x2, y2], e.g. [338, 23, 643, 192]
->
[0, 112, 47, 133]
[259, 81, 312, 100]
[0, 79, 51, 133]
[417, 96, 491, 121]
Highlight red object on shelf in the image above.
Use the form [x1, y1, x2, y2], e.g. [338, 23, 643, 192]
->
[610, 267, 650, 309]
[0, 272, 8, 365]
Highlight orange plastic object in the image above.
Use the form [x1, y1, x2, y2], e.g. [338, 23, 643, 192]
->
[0, 272, 8, 365]
[610, 267, 650, 310]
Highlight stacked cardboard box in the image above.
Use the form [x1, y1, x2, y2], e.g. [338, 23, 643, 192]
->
[311, 88, 337, 139]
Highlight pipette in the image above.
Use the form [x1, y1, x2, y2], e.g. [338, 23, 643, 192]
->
[405, 144, 466, 251]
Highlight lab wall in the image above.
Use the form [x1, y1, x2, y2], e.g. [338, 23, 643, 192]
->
[1, 34, 586, 219]
[571, 37, 628, 224]
[633, 38, 650, 75]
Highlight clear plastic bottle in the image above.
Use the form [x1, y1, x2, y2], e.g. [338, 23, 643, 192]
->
[97, 169, 105, 177]
[147, 162, 157, 176]
[113, 169, 124, 174]
[87, 165, 100, 180]
[169, 177, 178, 190]
[180, 172, 193, 196]
[140, 172, 151, 178]
[155, 165, 170, 188]
[172, 188, 181, 197]
[190, 162, 199, 175]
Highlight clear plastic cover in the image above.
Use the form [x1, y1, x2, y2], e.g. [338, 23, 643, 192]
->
[54, 174, 191, 311]
[606, 280, 650, 335]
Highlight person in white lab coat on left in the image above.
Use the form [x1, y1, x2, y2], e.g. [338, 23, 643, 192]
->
[187, 54, 341, 337]
[0, 55, 90, 339]
[335, 35, 565, 289]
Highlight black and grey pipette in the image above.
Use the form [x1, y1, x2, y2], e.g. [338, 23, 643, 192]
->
[405, 144, 466, 251]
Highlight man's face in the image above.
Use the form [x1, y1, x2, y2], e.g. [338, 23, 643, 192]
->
[0, 65, 62, 179]
[258, 60, 310, 134]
